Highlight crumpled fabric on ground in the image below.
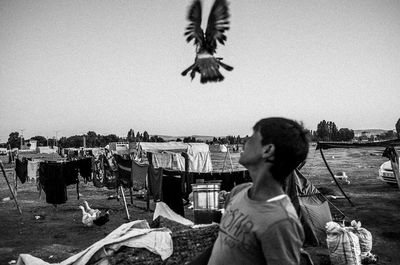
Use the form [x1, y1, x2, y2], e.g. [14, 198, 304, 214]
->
[17, 220, 173, 265]
[153, 201, 194, 227]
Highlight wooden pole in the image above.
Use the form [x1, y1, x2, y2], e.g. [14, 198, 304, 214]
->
[0, 161, 22, 214]
[14, 165, 18, 198]
[228, 148, 234, 171]
[146, 152, 153, 211]
[120, 186, 130, 220]
[319, 148, 354, 206]
[222, 149, 228, 173]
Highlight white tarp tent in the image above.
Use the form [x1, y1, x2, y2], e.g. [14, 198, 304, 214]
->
[139, 142, 189, 153]
[209, 144, 228, 153]
[138, 142, 213, 173]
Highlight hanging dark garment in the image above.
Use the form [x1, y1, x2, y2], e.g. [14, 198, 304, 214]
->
[78, 157, 92, 181]
[15, 157, 28, 184]
[162, 168, 185, 216]
[113, 155, 149, 190]
[63, 160, 79, 186]
[39, 162, 67, 205]
[162, 172, 184, 217]
[131, 159, 148, 191]
[114, 154, 133, 188]
[148, 165, 163, 202]
[101, 155, 117, 189]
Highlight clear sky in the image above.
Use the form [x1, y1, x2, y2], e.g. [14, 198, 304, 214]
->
[1, 0, 399, 142]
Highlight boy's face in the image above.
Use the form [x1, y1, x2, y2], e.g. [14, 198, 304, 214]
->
[239, 129, 264, 167]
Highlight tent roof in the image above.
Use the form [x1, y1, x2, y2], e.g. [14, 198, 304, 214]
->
[138, 142, 210, 153]
[316, 139, 400, 150]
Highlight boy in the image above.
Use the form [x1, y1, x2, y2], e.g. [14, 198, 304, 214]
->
[207, 117, 309, 265]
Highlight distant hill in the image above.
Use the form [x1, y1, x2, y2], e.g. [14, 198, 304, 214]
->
[353, 129, 389, 136]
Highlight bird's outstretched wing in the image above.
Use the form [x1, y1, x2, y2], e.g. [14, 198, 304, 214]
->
[205, 0, 230, 52]
[184, 0, 204, 46]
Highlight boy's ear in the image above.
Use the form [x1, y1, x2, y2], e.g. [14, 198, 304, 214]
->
[262, 144, 275, 162]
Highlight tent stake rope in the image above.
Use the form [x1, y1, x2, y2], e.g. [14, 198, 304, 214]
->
[0, 161, 22, 214]
[319, 148, 354, 206]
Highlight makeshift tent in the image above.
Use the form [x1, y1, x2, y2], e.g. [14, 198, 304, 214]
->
[285, 169, 336, 247]
[138, 142, 213, 173]
[317, 139, 400, 192]
[209, 144, 228, 153]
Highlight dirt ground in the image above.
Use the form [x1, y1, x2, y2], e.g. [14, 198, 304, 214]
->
[1, 148, 400, 265]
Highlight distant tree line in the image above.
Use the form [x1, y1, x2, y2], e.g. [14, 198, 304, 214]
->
[311, 120, 355, 141]
[312, 118, 400, 142]
[2, 118, 399, 148]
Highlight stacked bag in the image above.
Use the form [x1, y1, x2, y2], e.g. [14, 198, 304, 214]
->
[326, 221, 377, 265]
[346, 221, 377, 264]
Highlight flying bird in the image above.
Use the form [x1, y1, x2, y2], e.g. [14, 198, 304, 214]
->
[181, 0, 233, 84]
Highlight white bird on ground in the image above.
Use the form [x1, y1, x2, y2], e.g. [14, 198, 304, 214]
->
[84, 201, 101, 219]
[78, 206, 96, 227]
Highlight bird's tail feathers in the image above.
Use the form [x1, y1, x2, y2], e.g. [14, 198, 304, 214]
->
[200, 64, 224, 84]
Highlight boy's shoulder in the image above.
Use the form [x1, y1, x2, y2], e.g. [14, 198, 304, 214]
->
[230, 182, 252, 197]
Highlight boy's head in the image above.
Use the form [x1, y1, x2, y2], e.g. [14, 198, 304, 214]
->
[240, 117, 310, 185]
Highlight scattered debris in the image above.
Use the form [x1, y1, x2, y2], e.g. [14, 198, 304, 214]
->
[34, 215, 45, 220]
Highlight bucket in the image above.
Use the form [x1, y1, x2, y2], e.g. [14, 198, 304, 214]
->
[191, 181, 221, 224]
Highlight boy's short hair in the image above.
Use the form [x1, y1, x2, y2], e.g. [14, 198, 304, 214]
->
[253, 117, 310, 185]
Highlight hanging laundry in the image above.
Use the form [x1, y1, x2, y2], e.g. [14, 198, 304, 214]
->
[114, 154, 134, 188]
[102, 154, 118, 190]
[63, 160, 79, 186]
[148, 165, 163, 202]
[131, 159, 148, 191]
[15, 157, 28, 184]
[27, 160, 41, 182]
[187, 152, 213, 173]
[152, 153, 173, 169]
[164, 151, 186, 171]
[92, 158, 104, 188]
[39, 162, 67, 205]
[162, 174, 184, 217]
[78, 157, 92, 181]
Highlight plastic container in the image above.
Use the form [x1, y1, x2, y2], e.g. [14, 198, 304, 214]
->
[192, 181, 221, 224]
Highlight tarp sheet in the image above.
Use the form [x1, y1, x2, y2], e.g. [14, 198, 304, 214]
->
[17, 220, 172, 265]
[139, 142, 189, 153]
[285, 169, 332, 246]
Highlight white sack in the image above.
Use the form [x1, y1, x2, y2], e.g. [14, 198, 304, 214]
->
[326, 221, 361, 265]
[345, 220, 373, 258]
[153, 202, 194, 227]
